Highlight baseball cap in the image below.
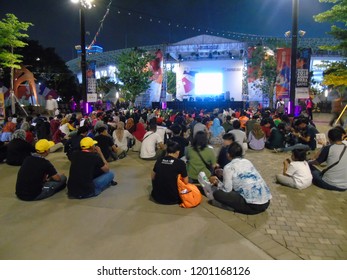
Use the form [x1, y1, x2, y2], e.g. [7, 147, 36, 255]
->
[35, 139, 55, 153]
[80, 137, 97, 149]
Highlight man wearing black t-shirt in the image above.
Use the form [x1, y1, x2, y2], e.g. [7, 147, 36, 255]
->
[16, 139, 67, 201]
[170, 124, 189, 159]
[94, 126, 118, 162]
[151, 141, 188, 204]
[67, 137, 116, 199]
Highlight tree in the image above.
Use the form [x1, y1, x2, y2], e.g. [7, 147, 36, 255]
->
[247, 46, 277, 108]
[0, 13, 33, 113]
[97, 76, 119, 94]
[166, 69, 176, 98]
[314, 0, 347, 97]
[116, 48, 155, 101]
[313, 0, 347, 54]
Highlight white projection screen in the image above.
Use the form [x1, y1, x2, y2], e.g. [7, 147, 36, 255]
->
[176, 60, 243, 101]
[195, 73, 223, 96]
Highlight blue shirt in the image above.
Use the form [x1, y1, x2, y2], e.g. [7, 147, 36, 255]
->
[221, 158, 272, 204]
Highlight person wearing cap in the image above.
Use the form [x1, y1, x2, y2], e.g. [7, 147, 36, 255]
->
[67, 137, 116, 199]
[15, 139, 67, 201]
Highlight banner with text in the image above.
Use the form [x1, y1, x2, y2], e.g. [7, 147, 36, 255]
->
[275, 48, 291, 99]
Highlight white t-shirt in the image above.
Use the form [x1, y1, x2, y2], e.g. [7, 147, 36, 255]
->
[46, 99, 58, 110]
[156, 125, 167, 142]
[112, 130, 133, 151]
[285, 161, 312, 189]
[140, 132, 163, 159]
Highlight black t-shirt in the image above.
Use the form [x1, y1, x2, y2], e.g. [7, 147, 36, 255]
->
[94, 134, 114, 159]
[217, 146, 230, 169]
[151, 155, 187, 205]
[67, 151, 105, 198]
[64, 134, 83, 158]
[6, 138, 35, 166]
[16, 155, 57, 201]
[170, 136, 189, 158]
[300, 125, 318, 150]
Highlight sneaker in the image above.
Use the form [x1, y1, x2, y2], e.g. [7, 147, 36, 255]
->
[198, 172, 214, 200]
[118, 151, 127, 159]
[111, 180, 118, 186]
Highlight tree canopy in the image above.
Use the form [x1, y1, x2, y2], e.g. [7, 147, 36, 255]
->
[314, 0, 347, 91]
[314, 0, 347, 54]
[116, 48, 155, 101]
[0, 13, 33, 70]
[247, 46, 277, 108]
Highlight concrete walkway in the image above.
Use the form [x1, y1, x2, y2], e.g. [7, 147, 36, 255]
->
[0, 113, 346, 260]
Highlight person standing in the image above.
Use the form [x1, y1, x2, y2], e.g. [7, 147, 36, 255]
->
[329, 97, 344, 127]
[15, 139, 67, 201]
[305, 97, 314, 121]
[45, 95, 58, 117]
[67, 137, 116, 199]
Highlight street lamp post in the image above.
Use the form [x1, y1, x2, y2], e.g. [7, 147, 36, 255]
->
[289, 0, 299, 115]
[79, 5, 87, 110]
[71, 0, 94, 112]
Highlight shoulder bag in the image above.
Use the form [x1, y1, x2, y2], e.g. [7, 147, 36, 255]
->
[195, 148, 214, 174]
[321, 144, 347, 175]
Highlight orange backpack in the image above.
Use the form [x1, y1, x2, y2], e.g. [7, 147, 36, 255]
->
[177, 174, 202, 208]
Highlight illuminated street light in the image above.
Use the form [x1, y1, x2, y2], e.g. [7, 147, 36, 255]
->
[289, 0, 299, 115]
[71, 0, 95, 112]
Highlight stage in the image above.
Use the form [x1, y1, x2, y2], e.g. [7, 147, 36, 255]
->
[152, 100, 245, 112]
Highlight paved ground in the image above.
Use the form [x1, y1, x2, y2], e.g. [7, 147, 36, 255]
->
[0, 113, 346, 260]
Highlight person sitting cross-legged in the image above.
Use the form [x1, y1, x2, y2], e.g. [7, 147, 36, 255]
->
[15, 139, 67, 201]
[151, 141, 188, 205]
[276, 149, 312, 190]
[67, 137, 116, 199]
[308, 128, 347, 191]
[198, 142, 272, 215]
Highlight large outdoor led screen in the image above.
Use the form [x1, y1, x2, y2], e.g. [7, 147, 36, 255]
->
[195, 72, 223, 96]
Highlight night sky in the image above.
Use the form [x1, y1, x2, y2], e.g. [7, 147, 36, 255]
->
[0, 0, 334, 61]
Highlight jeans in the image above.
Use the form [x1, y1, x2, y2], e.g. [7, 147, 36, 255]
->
[310, 167, 345, 192]
[93, 171, 115, 195]
[281, 143, 310, 152]
[35, 175, 67, 200]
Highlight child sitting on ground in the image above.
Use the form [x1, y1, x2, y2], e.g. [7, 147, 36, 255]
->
[276, 148, 312, 190]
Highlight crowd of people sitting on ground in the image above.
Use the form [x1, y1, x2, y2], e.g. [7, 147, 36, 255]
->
[0, 104, 346, 213]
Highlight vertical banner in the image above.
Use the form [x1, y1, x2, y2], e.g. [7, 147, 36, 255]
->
[0, 91, 5, 122]
[247, 47, 258, 83]
[87, 60, 97, 102]
[149, 49, 163, 103]
[275, 48, 291, 99]
[296, 48, 311, 88]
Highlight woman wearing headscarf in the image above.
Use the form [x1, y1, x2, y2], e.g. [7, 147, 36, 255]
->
[20, 121, 35, 145]
[208, 118, 225, 146]
[112, 121, 133, 158]
[125, 117, 136, 134]
[6, 129, 35, 166]
[248, 122, 266, 150]
[132, 122, 147, 152]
